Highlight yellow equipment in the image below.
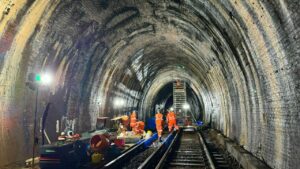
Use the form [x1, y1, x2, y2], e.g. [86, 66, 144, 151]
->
[91, 152, 102, 164]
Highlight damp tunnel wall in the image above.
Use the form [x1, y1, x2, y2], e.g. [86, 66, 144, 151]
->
[0, 0, 299, 169]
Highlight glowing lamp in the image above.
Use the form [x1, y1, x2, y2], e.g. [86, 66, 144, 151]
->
[113, 98, 125, 108]
[35, 73, 53, 85]
[183, 103, 190, 110]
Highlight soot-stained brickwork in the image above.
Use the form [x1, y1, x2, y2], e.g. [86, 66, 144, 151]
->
[0, 0, 299, 168]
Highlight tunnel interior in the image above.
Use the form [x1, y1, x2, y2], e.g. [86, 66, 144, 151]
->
[151, 82, 174, 114]
[0, 0, 299, 168]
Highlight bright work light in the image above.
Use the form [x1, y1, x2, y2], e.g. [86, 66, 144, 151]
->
[113, 97, 125, 108]
[35, 73, 53, 85]
[40, 73, 53, 85]
[183, 103, 190, 110]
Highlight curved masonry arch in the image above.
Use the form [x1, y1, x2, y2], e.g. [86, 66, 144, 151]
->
[0, 0, 299, 168]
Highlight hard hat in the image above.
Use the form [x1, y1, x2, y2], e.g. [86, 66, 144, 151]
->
[170, 107, 174, 111]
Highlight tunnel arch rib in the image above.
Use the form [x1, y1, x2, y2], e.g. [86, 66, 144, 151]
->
[0, 0, 299, 168]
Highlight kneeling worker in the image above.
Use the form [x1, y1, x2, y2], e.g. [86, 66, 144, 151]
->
[155, 110, 163, 142]
[133, 121, 145, 135]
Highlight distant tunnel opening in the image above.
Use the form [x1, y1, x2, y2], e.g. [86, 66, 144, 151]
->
[148, 82, 203, 122]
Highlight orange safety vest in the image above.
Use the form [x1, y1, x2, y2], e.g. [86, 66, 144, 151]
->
[133, 121, 145, 134]
[136, 121, 144, 130]
[155, 113, 163, 126]
[167, 111, 176, 122]
[130, 112, 137, 128]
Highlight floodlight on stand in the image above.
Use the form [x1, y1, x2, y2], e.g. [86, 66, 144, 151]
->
[28, 71, 53, 168]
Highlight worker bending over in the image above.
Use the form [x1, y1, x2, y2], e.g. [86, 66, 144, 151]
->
[155, 110, 164, 142]
[130, 111, 137, 130]
[133, 121, 145, 134]
[167, 108, 179, 132]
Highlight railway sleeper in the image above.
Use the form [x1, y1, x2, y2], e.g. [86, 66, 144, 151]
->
[168, 162, 206, 167]
[171, 159, 206, 163]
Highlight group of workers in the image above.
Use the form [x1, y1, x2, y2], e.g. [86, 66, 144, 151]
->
[129, 111, 145, 134]
[119, 108, 179, 141]
[155, 108, 179, 141]
[119, 111, 145, 135]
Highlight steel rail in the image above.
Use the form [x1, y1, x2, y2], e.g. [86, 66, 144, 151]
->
[137, 131, 176, 169]
[198, 132, 216, 169]
[154, 129, 180, 169]
[102, 133, 157, 169]
[140, 126, 217, 169]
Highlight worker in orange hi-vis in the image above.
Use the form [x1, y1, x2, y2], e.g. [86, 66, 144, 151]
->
[155, 110, 164, 142]
[130, 111, 137, 130]
[133, 121, 145, 134]
[167, 108, 179, 132]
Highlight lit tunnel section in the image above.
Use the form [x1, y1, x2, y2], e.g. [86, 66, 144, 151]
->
[147, 81, 204, 121]
[0, 0, 299, 168]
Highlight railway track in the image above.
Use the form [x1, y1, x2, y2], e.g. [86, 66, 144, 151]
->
[121, 142, 158, 169]
[103, 132, 174, 169]
[103, 127, 241, 169]
[155, 127, 215, 169]
[163, 131, 210, 168]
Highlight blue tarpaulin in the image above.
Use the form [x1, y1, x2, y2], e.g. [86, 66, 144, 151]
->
[196, 121, 203, 126]
[146, 117, 156, 131]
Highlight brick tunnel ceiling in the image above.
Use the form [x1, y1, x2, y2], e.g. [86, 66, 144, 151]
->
[0, 0, 299, 168]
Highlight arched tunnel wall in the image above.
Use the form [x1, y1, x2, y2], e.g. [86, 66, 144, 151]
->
[0, 1, 299, 168]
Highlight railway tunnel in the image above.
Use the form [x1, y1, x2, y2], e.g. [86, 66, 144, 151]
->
[0, 0, 299, 169]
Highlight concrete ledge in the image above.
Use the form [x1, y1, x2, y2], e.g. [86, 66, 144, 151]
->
[207, 129, 271, 169]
